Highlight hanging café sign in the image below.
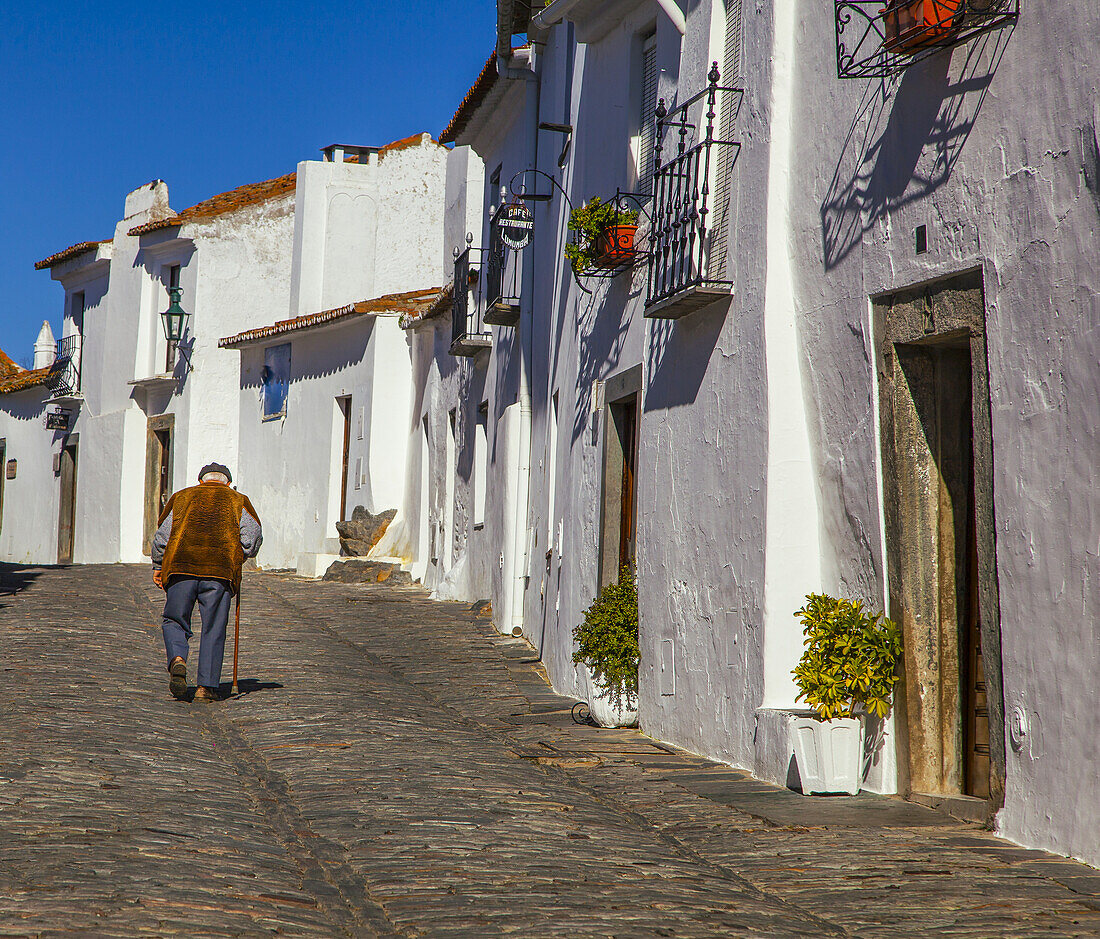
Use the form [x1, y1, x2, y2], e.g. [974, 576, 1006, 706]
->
[498, 202, 533, 250]
[45, 408, 72, 431]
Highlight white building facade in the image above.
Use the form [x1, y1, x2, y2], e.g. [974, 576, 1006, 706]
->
[413, 0, 1100, 870]
[219, 134, 448, 573]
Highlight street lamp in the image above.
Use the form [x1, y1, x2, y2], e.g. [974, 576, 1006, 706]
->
[160, 287, 189, 342]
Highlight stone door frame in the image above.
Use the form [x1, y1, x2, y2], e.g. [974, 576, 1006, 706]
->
[873, 266, 1006, 809]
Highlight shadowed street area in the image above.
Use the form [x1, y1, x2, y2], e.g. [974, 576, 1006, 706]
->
[1, 564, 1098, 937]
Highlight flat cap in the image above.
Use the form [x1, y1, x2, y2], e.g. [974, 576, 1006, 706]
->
[198, 462, 233, 484]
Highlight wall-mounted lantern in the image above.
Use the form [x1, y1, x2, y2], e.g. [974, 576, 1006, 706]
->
[160, 286, 189, 342]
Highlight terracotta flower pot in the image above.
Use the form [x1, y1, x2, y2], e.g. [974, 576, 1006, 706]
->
[882, 0, 962, 53]
[594, 224, 638, 267]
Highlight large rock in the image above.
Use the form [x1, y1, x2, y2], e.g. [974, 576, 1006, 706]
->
[322, 559, 413, 586]
[336, 506, 396, 557]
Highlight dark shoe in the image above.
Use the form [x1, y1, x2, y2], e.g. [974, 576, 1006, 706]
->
[168, 658, 187, 700]
[193, 686, 224, 702]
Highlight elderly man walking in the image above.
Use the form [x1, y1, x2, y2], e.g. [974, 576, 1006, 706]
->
[151, 463, 262, 701]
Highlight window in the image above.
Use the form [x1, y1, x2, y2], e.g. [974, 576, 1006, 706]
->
[474, 401, 488, 529]
[709, 0, 743, 279]
[262, 343, 291, 420]
[71, 292, 85, 336]
[489, 163, 502, 209]
[638, 33, 659, 193]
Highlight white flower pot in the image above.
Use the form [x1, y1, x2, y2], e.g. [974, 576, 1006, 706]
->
[581, 666, 638, 728]
[791, 715, 864, 795]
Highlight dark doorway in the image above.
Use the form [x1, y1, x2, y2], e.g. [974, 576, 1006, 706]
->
[876, 270, 1004, 807]
[598, 384, 639, 589]
[338, 397, 352, 521]
[144, 415, 174, 554]
[57, 441, 78, 564]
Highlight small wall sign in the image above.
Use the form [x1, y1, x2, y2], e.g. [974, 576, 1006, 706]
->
[45, 409, 72, 431]
[5, 460, 15, 480]
[498, 202, 533, 250]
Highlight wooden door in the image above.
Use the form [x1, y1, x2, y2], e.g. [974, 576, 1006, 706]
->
[965, 490, 991, 798]
[143, 415, 175, 553]
[155, 430, 172, 517]
[57, 443, 77, 564]
[338, 398, 351, 521]
[617, 397, 638, 572]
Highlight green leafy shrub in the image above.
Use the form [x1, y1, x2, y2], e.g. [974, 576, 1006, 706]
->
[791, 593, 902, 721]
[572, 568, 639, 707]
[564, 198, 639, 274]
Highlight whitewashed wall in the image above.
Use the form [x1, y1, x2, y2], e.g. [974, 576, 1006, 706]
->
[0, 387, 58, 564]
[785, 0, 1100, 866]
[230, 136, 447, 572]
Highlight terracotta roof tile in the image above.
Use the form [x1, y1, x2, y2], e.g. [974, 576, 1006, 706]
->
[401, 283, 453, 329]
[440, 52, 499, 145]
[128, 172, 297, 237]
[35, 239, 110, 271]
[0, 366, 50, 395]
[0, 347, 20, 379]
[218, 288, 441, 348]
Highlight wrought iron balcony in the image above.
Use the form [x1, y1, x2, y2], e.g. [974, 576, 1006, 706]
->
[483, 208, 522, 327]
[835, 0, 1018, 80]
[645, 64, 743, 320]
[45, 335, 81, 398]
[450, 245, 493, 357]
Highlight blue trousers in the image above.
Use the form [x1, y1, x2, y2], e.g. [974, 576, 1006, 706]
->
[161, 577, 233, 689]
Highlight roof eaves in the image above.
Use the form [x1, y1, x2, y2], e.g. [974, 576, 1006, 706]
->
[34, 239, 111, 271]
[128, 171, 298, 237]
[219, 287, 441, 349]
[440, 52, 499, 145]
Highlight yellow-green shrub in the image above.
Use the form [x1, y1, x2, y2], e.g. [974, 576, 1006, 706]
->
[791, 593, 902, 720]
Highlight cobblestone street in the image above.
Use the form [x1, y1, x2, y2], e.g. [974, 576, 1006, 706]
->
[1, 563, 1098, 937]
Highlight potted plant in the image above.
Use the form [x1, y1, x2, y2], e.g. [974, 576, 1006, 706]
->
[789, 594, 902, 795]
[572, 567, 639, 727]
[564, 198, 640, 273]
[882, 0, 962, 54]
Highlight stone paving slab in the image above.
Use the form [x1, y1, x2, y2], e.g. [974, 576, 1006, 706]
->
[0, 563, 1098, 937]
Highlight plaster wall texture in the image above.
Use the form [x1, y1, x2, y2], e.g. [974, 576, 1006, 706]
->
[230, 140, 446, 573]
[19, 182, 296, 566]
[781, 2, 1100, 862]
[390, 139, 497, 604]
[236, 322, 372, 572]
[171, 194, 296, 496]
[0, 389, 58, 564]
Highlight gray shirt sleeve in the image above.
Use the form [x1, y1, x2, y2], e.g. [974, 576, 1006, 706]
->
[151, 510, 173, 569]
[240, 509, 263, 559]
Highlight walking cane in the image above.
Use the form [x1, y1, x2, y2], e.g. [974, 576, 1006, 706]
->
[231, 587, 241, 695]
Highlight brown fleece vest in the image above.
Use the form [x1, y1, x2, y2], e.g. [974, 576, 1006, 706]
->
[157, 481, 260, 593]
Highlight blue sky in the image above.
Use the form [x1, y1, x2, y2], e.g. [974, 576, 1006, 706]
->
[0, 2, 495, 365]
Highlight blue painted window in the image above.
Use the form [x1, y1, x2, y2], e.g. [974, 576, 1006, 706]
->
[262, 343, 291, 421]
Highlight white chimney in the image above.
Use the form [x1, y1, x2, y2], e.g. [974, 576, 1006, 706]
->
[33, 320, 56, 369]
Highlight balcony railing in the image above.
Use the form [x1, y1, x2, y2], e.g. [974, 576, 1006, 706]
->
[451, 245, 493, 357]
[645, 64, 743, 320]
[835, 0, 1018, 79]
[45, 335, 81, 398]
[484, 210, 522, 327]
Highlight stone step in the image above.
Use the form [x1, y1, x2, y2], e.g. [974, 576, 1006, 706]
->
[321, 558, 413, 586]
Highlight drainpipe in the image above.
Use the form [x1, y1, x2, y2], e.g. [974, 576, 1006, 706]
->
[497, 46, 540, 638]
